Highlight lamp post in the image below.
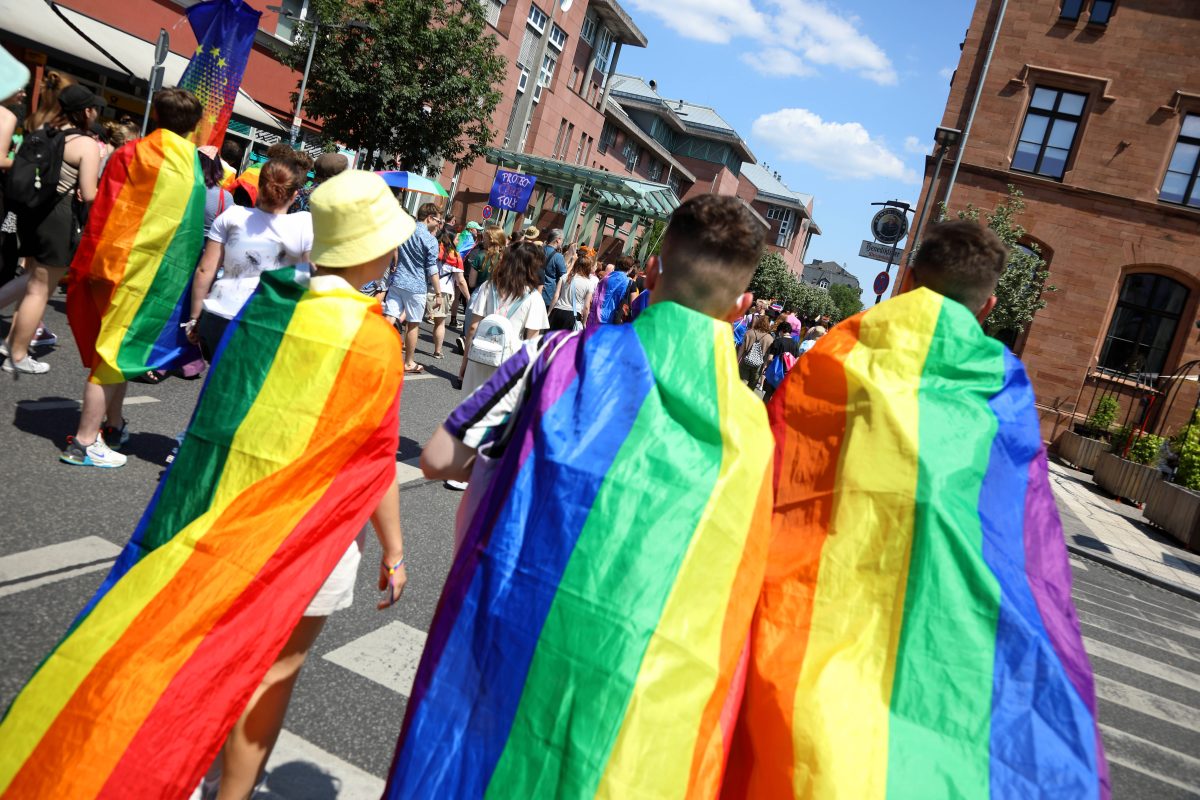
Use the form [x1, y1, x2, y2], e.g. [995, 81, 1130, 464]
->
[267, 6, 374, 146]
[909, 125, 961, 254]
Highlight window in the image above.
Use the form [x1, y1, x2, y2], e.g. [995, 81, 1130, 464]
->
[517, 27, 537, 68]
[574, 131, 587, 164]
[1060, 0, 1084, 20]
[593, 26, 614, 74]
[622, 140, 640, 172]
[775, 208, 796, 248]
[582, 135, 594, 165]
[516, 68, 543, 102]
[598, 121, 617, 155]
[274, 0, 308, 42]
[1012, 87, 1086, 179]
[538, 52, 557, 88]
[527, 3, 548, 33]
[648, 159, 663, 181]
[1089, 0, 1115, 24]
[668, 172, 683, 197]
[1100, 273, 1189, 375]
[818, 279, 830, 289]
[483, 0, 505, 28]
[552, 118, 569, 159]
[549, 24, 567, 51]
[568, 67, 580, 91]
[581, 12, 597, 44]
[1160, 114, 1200, 208]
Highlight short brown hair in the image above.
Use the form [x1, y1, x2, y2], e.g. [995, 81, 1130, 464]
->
[912, 220, 1008, 312]
[152, 88, 203, 136]
[416, 202, 441, 222]
[257, 157, 306, 210]
[314, 152, 349, 182]
[266, 142, 294, 161]
[659, 195, 765, 312]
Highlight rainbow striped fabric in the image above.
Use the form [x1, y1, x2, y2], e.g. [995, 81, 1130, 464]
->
[178, 0, 260, 148]
[1, 269, 404, 797]
[66, 128, 205, 384]
[387, 302, 774, 799]
[725, 288, 1108, 799]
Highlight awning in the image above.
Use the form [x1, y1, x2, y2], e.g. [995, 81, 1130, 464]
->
[52, 4, 285, 132]
[484, 147, 679, 222]
[0, 0, 127, 75]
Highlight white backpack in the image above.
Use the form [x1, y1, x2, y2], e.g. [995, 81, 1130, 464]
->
[468, 285, 529, 367]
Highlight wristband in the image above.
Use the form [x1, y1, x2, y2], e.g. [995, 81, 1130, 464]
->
[385, 557, 405, 575]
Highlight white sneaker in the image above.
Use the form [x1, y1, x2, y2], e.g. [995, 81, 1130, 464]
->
[445, 480, 468, 491]
[60, 433, 128, 468]
[2, 355, 50, 374]
[0, 339, 8, 357]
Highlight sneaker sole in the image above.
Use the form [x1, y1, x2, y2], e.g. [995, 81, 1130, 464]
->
[60, 454, 125, 468]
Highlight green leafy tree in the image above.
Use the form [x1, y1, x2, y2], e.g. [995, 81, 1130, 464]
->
[937, 184, 1054, 341]
[748, 252, 793, 303]
[286, 0, 506, 170]
[828, 283, 864, 321]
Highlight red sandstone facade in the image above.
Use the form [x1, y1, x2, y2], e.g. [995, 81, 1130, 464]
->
[904, 0, 1200, 441]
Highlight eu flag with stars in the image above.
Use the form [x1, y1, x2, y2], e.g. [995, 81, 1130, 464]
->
[178, 0, 261, 148]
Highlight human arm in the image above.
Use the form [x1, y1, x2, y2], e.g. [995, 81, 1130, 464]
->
[371, 480, 407, 608]
[550, 275, 565, 310]
[0, 108, 15, 170]
[74, 138, 101, 203]
[187, 240, 224, 341]
[424, 237, 439, 294]
[421, 426, 476, 482]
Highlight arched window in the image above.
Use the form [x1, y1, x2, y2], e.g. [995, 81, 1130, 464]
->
[1099, 273, 1189, 376]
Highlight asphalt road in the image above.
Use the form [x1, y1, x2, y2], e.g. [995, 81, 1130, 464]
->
[2, 296, 1198, 798]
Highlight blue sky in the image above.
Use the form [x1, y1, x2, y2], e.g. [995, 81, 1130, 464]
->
[614, 0, 976, 294]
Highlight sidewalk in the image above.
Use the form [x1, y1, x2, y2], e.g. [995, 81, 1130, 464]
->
[1049, 458, 1200, 601]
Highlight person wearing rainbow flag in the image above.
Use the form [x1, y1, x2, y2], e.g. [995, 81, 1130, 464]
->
[386, 195, 774, 798]
[725, 220, 1109, 799]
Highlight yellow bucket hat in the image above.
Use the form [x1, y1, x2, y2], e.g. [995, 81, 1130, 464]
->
[309, 171, 417, 268]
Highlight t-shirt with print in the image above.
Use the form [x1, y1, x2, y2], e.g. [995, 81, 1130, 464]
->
[467, 280, 549, 335]
[204, 206, 313, 319]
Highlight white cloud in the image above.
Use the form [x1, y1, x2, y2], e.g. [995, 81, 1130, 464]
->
[740, 48, 815, 77]
[938, 66, 956, 80]
[626, 0, 896, 85]
[904, 135, 932, 156]
[753, 108, 916, 182]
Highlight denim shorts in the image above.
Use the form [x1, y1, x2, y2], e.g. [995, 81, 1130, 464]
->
[383, 286, 426, 324]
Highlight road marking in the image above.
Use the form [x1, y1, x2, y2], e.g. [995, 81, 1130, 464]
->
[1075, 582, 1200, 627]
[1069, 557, 1089, 571]
[1074, 593, 1200, 644]
[404, 371, 436, 381]
[263, 729, 384, 798]
[396, 458, 424, 486]
[1083, 637, 1200, 692]
[1100, 724, 1200, 794]
[0, 536, 121, 598]
[1094, 674, 1200, 731]
[124, 396, 159, 406]
[1079, 614, 1200, 667]
[323, 620, 427, 698]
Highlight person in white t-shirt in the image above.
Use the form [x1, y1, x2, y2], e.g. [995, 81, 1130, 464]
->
[458, 241, 548, 395]
[187, 158, 312, 359]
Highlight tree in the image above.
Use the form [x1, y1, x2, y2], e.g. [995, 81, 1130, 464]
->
[748, 252, 793, 302]
[286, 0, 507, 170]
[828, 283, 864, 321]
[937, 184, 1054, 341]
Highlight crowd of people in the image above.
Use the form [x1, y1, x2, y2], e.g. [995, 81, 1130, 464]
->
[1, 45, 1106, 800]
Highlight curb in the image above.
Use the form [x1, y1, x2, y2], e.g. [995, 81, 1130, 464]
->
[1066, 543, 1200, 604]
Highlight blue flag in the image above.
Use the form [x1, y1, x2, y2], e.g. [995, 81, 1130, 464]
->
[178, 0, 261, 148]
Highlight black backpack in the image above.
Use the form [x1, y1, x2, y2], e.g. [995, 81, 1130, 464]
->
[5, 127, 80, 212]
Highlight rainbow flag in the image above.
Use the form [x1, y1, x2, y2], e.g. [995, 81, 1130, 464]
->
[724, 288, 1108, 799]
[178, 0, 260, 149]
[0, 269, 404, 797]
[387, 302, 774, 798]
[66, 128, 205, 384]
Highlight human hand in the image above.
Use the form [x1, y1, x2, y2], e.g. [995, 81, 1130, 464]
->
[184, 319, 199, 345]
[378, 554, 407, 609]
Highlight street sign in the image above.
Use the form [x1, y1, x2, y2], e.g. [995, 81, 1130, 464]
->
[873, 271, 891, 296]
[482, 205, 493, 220]
[871, 207, 908, 245]
[859, 239, 902, 264]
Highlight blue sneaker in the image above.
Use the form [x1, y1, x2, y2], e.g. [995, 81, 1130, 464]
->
[61, 434, 127, 468]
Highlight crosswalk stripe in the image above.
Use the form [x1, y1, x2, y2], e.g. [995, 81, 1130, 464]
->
[1094, 674, 1200, 731]
[1079, 611, 1200, 664]
[264, 729, 383, 798]
[0, 536, 120, 598]
[1074, 594, 1200, 644]
[396, 458, 423, 486]
[322, 620, 427, 697]
[1069, 557, 1089, 571]
[1084, 637, 1200, 693]
[1075, 581, 1200, 623]
[15, 396, 157, 411]
[123, 396, 159, 406]
[1100, 724, 1200, 794]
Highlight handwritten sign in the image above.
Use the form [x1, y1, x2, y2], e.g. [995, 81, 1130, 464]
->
[488, 169, 537, 213]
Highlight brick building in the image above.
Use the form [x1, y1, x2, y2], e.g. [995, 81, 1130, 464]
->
[903, 0, 1200, 441]
[737, 162, 819, 273]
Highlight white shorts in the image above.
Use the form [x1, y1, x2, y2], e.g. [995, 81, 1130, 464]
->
[383, 286, 426, 324]
[303, 529, 367, 617]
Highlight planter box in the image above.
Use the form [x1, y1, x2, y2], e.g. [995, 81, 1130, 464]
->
[1094, 453, 1163, 506]
[1144, 480, 1200, 552]
[1058, 431, 1109, 472]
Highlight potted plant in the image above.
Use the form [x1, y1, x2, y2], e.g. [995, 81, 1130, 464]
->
[1058, 396, 1118, 472]
[1094, 431, 1165, 506]
[1144, 415, 1200, 551]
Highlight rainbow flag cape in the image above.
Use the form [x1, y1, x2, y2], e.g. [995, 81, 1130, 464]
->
[387, 302, 773, 799]
[66, 128, 205, 384]
[1, 269, 404, 798]
[178, 0, 261, 148]
[724, 288, 1108, 799]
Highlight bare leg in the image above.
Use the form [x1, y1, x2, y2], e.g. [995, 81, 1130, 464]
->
[404, 322, 420, 370]
[432, 316, 446, 356]
[77, 382, 123, 445]
[104, 381, 128, 427]
[8, 263, 64, 362]
[0, 271, 29, 311]
[216, 615, 327, 800]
